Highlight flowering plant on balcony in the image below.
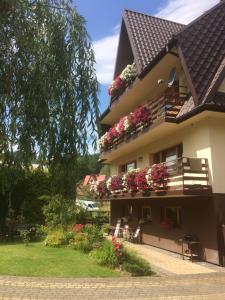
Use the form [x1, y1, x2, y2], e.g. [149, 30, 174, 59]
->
[107, 175, 124, 193]
[99, 105, 151, 152]
[108, 75, 126, 98]
[131, 105, 151, 126]
[108, 63, 136, 98]
[134, 169, 149, 192]
[150, 163, 169, 191]
[120, 63, 136, 84]
[123, 169, 140, 193]
[90, 180, 109, 198]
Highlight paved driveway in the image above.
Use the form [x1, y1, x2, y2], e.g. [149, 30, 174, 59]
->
[0, 273, 225, 299]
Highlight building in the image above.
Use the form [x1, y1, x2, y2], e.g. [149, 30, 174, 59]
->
[97, 1, 225, 266]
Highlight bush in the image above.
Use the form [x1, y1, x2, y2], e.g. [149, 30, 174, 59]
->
[91, 239, 123, 268]
[64, 231, 75, 244]
[35, 224, 48, 241]
[101, 224, 109, 236]
[42, 195, 88, 228]
[69, 232, 92, 253]
[83, 224, 103, 243]
[44, 229, 67, 247]
[122, 251, 152, 276]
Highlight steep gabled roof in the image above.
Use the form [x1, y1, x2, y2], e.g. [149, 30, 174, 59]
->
[123, 10, 184, 75]
[177, 0, 225, 104]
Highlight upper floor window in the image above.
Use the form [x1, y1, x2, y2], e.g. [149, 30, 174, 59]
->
[153, 144, 183, 164]
[119, 160, 136, 174]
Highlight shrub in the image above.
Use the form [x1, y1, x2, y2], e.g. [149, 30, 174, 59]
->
[19, 230, 31, 246]
[69, 232, 92, 253]
[101, 224, 109, 236]
[64, 231, 75, 244]
[42, 195, 88, 228]
[35, 224, 48, 240]
[83, 224, 103, 243]
[92, 239, 124, 268]
[122, 251, 152, 276]
[44, 230, 67, 247]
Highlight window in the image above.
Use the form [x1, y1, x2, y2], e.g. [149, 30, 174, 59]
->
[119, 160, 136, 174]
[153, 144, 183, 173]
[142, 206, 152, 222]
[161, 207, 181, 228]
[153, 144, 183, 164]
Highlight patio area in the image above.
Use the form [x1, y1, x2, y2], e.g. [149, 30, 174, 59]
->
[124, 242, 225, 275]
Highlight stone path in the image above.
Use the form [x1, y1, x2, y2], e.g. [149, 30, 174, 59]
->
[124, 243, 223, 275]
[0, 273, 225, 299]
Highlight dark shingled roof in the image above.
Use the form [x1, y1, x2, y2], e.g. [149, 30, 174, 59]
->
[177, 1, 225, 104]
[123, 10, 184, 74]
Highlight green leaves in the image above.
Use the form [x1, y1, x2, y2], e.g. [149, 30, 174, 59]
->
[0, 0, 99, 198]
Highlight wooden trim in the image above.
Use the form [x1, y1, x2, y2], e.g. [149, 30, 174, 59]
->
[177, 46, 199, 105]
[122, 14, 142, 75]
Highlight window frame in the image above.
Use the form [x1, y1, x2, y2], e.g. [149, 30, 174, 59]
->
[152, 144, 183, 164]
[142, 206, 152, 222]
[161, 206, 182, 228]
[118, 160, 137, 174]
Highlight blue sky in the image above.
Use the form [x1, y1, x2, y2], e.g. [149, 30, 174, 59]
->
[75, 0, 218, 113]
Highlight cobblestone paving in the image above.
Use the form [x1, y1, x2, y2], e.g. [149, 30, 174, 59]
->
[0, 273, 225, 300]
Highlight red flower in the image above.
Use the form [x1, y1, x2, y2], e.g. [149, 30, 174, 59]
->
[72, 224, 84, 233]
[135, 169, 149, 191]
[110, 176, 123, 192]
[130, 105, 150, 125]
[150, 164, 169, 191]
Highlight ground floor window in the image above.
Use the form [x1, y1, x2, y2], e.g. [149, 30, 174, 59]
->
[161, 206, 181, 228]
[142, 206, 152, 222]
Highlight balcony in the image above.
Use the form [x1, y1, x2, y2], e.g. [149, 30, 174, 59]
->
[100, 86, 188, 155]
[91, 157, 212, 200]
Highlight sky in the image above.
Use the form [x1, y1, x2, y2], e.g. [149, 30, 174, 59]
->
[75, 0, 219, 113]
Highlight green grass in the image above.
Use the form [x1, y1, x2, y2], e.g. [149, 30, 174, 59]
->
[0, 242, 119, 278]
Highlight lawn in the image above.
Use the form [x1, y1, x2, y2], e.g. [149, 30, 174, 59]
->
[0, 242, 119, 278]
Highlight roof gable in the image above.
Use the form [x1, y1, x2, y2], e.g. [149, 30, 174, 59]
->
[123, 10, 184, 75]
[177, 1, 225, 104]
[113, 20, 135, 78]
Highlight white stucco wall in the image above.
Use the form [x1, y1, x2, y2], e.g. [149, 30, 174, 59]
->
[110, 115, 225, 193]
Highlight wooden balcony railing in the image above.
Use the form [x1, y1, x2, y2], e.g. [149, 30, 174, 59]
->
[166, 157, 211, 195]
[100, 87, 189, 153]
[106, 157, 211, 200]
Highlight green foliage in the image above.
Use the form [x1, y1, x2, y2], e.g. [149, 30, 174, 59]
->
[69, 225, 103, 253]
[0, 0, 99, 228]
[0, 168, 50, 233]
[76, 154, 102, 182]
[44, 229, 67, 247]
[100, 164, 110, 176]
[122, 251, 152, 276]
[101, 224, 110, 236]
[69, 232, 93, 253]
[35, 225, 48, 241]
[19, 230, 31, 246]
[42, 195, 87, 228]
[92, 240, 120, 268]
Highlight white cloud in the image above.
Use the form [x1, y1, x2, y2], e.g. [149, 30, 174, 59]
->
[93, 33, 119, 85]
[93, 0, 219, 85]
[155, 0, 218, 24]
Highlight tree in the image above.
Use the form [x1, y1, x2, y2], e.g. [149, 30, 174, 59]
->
[76, 154, 102, 182]
[0, 0, 99, 231]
